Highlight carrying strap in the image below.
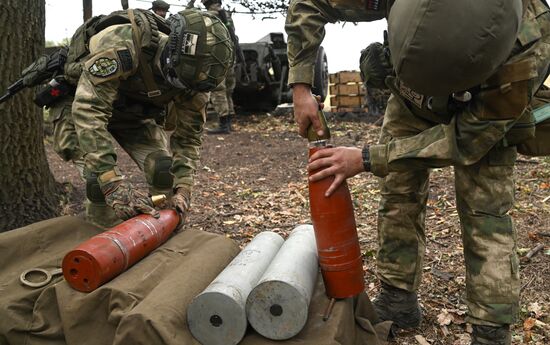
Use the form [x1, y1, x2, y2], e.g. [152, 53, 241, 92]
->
[533, 103, 550, 123]
[127, 9, 162, 97]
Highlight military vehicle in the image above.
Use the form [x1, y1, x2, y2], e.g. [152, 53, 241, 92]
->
[233, 32, 328, 111]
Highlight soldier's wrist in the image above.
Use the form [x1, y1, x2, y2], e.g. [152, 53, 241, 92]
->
[98, 167, 123, 189]
[362, 145, 372, 172]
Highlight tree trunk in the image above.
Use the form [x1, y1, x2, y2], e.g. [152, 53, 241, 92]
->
[0, 0, 60, 232]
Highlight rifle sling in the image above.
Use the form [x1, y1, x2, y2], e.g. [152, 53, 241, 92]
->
[127, 9, 162, 98]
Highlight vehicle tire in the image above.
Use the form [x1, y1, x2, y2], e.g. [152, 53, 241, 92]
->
[312, 46, 329, 101]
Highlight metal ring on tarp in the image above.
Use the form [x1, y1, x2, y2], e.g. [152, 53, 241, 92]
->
[20, 268, 63, 288]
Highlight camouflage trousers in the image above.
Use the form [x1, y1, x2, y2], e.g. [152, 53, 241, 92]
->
[375, 95, 520, 327]
[210, 66, 236, 118]
[50, 98, 172, 226]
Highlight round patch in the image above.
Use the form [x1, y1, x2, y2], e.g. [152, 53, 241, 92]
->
[88, 57, 118, 77]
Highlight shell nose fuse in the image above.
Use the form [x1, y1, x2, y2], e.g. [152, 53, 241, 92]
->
[62, 209, 180, 292]
[307, 110, 365, 299]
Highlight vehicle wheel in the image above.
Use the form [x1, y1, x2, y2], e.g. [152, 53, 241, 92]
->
[312, 46, 329, 101]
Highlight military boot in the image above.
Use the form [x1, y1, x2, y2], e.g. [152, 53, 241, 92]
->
[373, 281, 422, 331]
[471, 325, 511, 345]
[207, 115, 231, 134]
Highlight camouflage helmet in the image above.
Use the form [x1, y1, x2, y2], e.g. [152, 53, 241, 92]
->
[164, 9, 234, 92]
[202, 0, 222, 7]
[388, 0, 522, 96]
[152, 0, 170, 10]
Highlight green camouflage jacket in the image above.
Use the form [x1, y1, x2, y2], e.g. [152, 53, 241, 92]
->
[286, 0, 550, 176]
[72, 24, 208, 190]
[286, 0, 387, 85]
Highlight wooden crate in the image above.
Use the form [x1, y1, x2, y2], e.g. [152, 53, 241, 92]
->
[329, 71, 362, 84]
[330, 106, 369, 113]
[329, 83, 364, 96]
[330, 95, 362, 108]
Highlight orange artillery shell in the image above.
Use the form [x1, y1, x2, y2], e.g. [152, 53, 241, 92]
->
[308, 146, 365, 298]
[62, 209, 180, 292]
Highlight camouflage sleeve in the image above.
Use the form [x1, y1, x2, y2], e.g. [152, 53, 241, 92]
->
[72, 75, 120, 174]
[368, 108, 519, 177]
[71, 25, 137, 174]
[285, 0, 337, 86]
[169, 92, 209, 194]
[285, 0, 386, 85]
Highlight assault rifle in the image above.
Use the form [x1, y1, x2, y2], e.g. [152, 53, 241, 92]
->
[0, 47, 70, 106]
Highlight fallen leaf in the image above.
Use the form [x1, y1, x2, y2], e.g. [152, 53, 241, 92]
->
[437, 309, 453, 326]
[414, 335, 430, 345]
[524, 317, 537, 331]
[453, 333, 471, 345]
[528, 302, 543, 318]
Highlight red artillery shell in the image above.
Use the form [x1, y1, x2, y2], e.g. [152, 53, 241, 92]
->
[308, 146, 365, 298]
[62, 210, 180, 292]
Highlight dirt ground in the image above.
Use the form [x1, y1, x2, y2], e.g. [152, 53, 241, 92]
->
[45, 112, 550, 345]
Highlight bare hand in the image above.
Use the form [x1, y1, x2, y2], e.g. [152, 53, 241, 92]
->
[308, 147, 364, 197]
[292, 84, 324, 138]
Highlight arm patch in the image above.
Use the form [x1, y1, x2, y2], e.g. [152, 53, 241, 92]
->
[88, 57, 118, 77]
[117, 49, 133, 72]
[84, 48, 133, 85]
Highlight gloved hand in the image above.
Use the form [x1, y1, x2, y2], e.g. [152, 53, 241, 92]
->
[170, 188, 191, 224]
[359, 37, 393, 89]
[99, 170, 159, 220]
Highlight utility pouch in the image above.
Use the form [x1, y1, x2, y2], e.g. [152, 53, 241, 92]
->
[34, 76, 74, 108]
[504, 110, 536, 146]
[474, 57, 537, 121]
[516, 103, 550, 156]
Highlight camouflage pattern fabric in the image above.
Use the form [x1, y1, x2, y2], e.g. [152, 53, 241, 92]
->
[286, 0, 550, 327]
[51, 24, 209, 224]
[210, 66, 236, 117]
[285, 0, 387, 85]
[100, 178, 159, 220]
[207, 4, 237, 118]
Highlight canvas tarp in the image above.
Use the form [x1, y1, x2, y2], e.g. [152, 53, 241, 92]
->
[0, 216, 390, 345]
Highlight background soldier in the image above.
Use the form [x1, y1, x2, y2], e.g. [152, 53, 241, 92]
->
[286, 0, 549, 344]
[151, 0, 170, 18]
[202, 0, 238, 134]
[50, 8, 233, 226]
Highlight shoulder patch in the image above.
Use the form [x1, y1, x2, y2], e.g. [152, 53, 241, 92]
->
[116, 49, 133, 72]
[88, 57, 119, 78]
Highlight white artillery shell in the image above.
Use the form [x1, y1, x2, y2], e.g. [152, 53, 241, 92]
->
[246, 224, 318, 340]
[187, 231, 284, 345]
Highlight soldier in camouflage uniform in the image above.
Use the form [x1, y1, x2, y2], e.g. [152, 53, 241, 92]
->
[286, 0, 550, 343]
[202, 0, 237, 134]
[151, 0, 170, 18]
[50, 8, 233, 226]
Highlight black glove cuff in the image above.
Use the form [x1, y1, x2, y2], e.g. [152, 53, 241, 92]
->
[362, 145, 372, 172]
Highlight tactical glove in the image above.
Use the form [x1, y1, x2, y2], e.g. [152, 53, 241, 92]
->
[170, 188, 191, 224]
[98, 170, 159, 220]
[359, 35, 393, 89]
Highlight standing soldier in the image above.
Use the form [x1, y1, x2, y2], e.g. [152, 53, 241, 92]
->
[202, 0, 238, 134]
[50, 8, 233, 226]
[286, 0, 549, 344]
[151, 0, 170, 18]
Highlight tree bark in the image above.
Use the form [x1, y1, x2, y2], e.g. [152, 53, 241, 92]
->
[0, 0, 60, 232]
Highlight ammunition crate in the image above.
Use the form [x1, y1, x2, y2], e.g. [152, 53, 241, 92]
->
[328, 71, 366, 113]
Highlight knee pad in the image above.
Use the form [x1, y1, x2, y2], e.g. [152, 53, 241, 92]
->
[85, 171, 105, 203]
[144, 151, 174, 190]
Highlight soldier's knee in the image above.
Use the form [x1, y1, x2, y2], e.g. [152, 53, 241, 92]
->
[144, 150, 174, 190]
[85, 171, 105, 203]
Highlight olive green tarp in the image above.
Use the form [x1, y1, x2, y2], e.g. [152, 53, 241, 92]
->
[0, 216, 390, 345]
